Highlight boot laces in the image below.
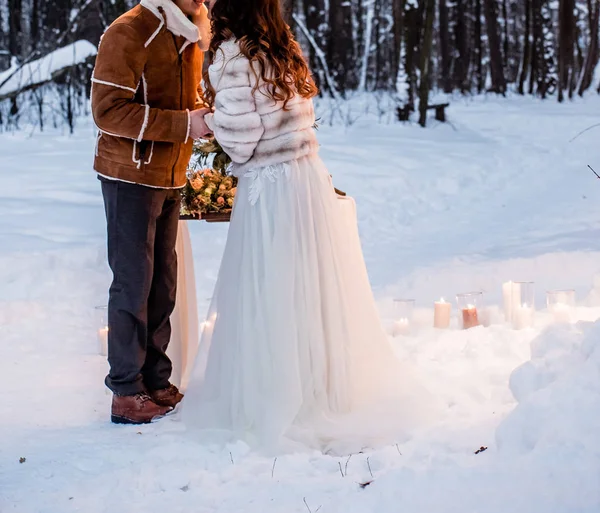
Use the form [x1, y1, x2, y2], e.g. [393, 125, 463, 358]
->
[134, 392, 152, 403]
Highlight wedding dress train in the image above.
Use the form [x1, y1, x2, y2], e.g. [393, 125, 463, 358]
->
[182, 156, 438, 454]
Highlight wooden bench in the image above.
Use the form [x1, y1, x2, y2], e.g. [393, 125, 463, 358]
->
[397, 102, 450, 122]
[428, 102, 450, 122]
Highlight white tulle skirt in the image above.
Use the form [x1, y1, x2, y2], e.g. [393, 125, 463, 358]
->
[183, 155, 437, 454]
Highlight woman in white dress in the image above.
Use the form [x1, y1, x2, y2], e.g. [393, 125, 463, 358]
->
[183, 0, 437, 454]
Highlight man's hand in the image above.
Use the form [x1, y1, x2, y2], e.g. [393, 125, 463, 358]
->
[190, 108, 213, 140]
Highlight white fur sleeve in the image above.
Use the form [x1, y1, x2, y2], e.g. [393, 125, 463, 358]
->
[206, 42, 264, 164]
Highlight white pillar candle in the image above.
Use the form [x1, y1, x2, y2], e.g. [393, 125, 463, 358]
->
[513, 303, 534, 330]
[434, 299, 451, 329]
[503, 281, 521, 322]
[393, 318, 410, 336]
[551, 303, 572, 323]
[97, 326, 108, 356]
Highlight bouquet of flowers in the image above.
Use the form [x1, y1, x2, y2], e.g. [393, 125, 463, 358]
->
[180, 139, 236, 217]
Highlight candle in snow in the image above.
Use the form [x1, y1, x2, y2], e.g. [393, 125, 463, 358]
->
[462, 305, 479, 329]
[552, 302, 572, 323]
[434, 299, 451, 329]
[502, 281, 521, 322]
[513, 303, 534, 330]
[393, 318, 410, 336]
[98, 326, 108, 356]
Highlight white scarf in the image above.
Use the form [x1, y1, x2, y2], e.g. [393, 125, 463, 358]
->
[140, 0, 210, 48]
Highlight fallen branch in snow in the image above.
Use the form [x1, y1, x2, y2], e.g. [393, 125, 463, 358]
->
[271, 457, 277, 478]
[0, 0, 95, 98]
[303, 497, 322, 513]
[474, 446, 488, 454]
[338, 461, 344, 477]
[587, 165, 600, 180]
[229, 451, 234, 464]
[569, 123, 600, 143]
[344, 454, 352, 475]
[358, 480, 374, 489]
[0, 41, 97, 103]
[366, 457, 373, 478]
[395, 443, 402, 456]
[0, 51, 40, 92]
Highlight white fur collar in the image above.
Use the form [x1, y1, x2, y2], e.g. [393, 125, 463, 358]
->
[140, 0, 208, 44]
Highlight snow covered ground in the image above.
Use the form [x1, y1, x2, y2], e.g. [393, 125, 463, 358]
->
[1, 95, 600, 512]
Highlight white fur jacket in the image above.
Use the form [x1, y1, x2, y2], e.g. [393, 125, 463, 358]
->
[204, 40, 319, 173]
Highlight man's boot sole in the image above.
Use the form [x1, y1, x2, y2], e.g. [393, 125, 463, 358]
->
[153, 399, 182, 410]
[111, 414, 164, 425]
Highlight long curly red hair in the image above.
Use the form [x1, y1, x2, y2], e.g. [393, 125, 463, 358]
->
[203, 0, 318, 108]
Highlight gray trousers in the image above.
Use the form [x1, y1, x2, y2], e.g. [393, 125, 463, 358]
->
[100, 177, 180, 395]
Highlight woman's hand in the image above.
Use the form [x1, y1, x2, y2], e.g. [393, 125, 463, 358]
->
[190, 108, 213, 140]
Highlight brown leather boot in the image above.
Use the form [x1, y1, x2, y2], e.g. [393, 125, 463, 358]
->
[111, 392, 172, 425]
[149, 384, 184, 409]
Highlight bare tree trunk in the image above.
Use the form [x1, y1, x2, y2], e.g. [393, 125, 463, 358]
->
[558, 0, 576, 101]
[302, 0, 328, 92]
[529, 0, 541, 94]
[405, 3, 422, 109]
[328, 0, 355, 91]
[502, 0, 509, 74]
[358, 0, 376, 91]
[418, 0, 435, 127]
[483, 0, 507, 93]
[534, 0, 557, 98]
[519, 0, 532, 94]
[392, 0, 406, 88]
[8, 0, 23, 58]
[570, 13, 583, 97]
[30, 0, 40, 54]
[439, 0, 452, 92]
[578, 0, 599, 95]
[0, 0, 8, 71]
[508, 0, 522, 82]
[475, 0, 484, 92]
[454, 0, 470, 91]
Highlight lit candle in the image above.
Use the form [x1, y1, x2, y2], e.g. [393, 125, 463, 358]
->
[97, 326, 108, 356]
[434, 298, 451, 329]
[513, 303, 534, 330]
[462, 305, 479, 329]
[393, 318, 410, 336]
[551, 302, 572, 323]
[503, 281, 521, 322]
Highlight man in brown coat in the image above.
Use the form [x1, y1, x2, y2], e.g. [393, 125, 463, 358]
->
[91, 0, 211, 424]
